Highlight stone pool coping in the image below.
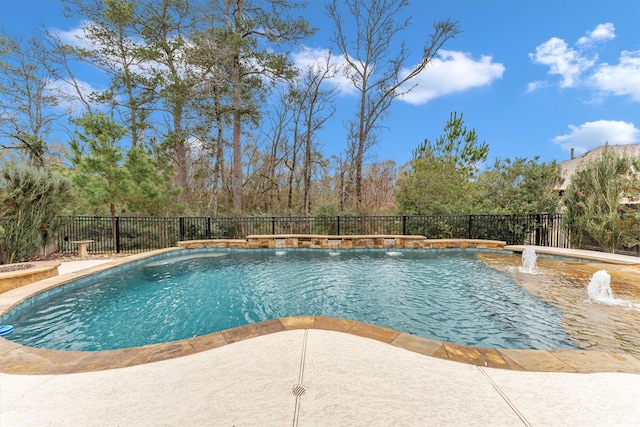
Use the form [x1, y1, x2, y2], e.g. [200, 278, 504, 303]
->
[1, 241, 639, 375]
[507, 244, 640, 265]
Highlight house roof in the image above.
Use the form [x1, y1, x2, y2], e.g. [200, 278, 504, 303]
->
[557, 144, 640, 192]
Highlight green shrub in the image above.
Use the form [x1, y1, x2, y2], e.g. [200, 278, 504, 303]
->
[563, 147, 640, 252]
[0, 163, 72, 263]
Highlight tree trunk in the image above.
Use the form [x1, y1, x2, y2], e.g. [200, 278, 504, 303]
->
[232, 66, 242, 212]
[288, 124, 299, 210]
[303, 125, 313, 215]
[173, 102, 188, 197]
[211, 88, 225, 217]
[355, 89, 367, 207]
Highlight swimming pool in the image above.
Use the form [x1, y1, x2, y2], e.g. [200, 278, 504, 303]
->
[2, 249, 580, 352]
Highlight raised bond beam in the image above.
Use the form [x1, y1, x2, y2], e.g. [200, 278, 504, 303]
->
[0, 262, 61, 294]
[177, 235, 507, 250]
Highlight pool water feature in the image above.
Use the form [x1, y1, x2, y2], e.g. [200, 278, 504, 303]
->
[2, 249, 582, 352]
[478, 252, 640, 355]
[588, 270, 614, 302]
[586, 269, 640, 310]
[519, 246, 538, 274]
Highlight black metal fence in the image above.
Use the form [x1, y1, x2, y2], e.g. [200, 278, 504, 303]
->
[56, 214, 569, 254]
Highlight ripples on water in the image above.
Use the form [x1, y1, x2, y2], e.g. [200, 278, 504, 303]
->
[4, 249, 629, 353]
[478, 253, 640, 356]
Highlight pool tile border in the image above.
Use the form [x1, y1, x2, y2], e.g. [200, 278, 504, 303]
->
[1, 243, 640, 375]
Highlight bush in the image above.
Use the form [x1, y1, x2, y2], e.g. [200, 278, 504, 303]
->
[563, 147, 640, 252]
[0, 163, 72, 263]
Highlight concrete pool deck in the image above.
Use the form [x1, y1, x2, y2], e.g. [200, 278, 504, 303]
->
[1, 247, 640, 425]
[2, 328, 639, 426]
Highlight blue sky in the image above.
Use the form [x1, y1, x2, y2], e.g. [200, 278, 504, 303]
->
[1, 0, 639, 168]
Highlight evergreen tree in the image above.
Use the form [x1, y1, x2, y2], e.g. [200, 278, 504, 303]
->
[212, 0, 316, 212]
[68, 112, 180, 216]
[396, 112, 488, 215]
[124, 144, 181, 215]
[473, 157, 562, 214]
[67, 113, 132, 217]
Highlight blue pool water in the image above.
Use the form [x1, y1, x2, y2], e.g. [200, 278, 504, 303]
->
[2, 249, 578, 351]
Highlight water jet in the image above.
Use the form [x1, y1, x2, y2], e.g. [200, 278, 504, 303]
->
[519, 246, 538, 273]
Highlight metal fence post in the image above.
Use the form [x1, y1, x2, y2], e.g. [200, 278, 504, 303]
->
[115, 217, 121, 254]
[272, 217, 276, 235]
[179, 217, 185, 241]
[402, 215, 407, 235]
[337, 216, 341, 235]
[468, 215, 473, 239]
[206, 217, 211, 239]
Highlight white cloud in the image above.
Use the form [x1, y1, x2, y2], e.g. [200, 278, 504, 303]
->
[292, 47, 332, 69]
[529, 37, 595, 88]
[528, 23, 638, 103]
[397, 50, 505, 105]
[525, 80, 549, 93]
[552, 120, 640, 154]
[47, 78, 106, 114]
[291, 46, 358, 95]
[52, 21, 95, 49]
[291, 48, 504, 103]
[590, 50, 640, 101]
[577, 23, 616, 45]
[52, 22, 173, 78]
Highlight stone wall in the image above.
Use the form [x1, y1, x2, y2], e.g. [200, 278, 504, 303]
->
[177, 236, 507, 251]
[0, 263, 60, 294]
